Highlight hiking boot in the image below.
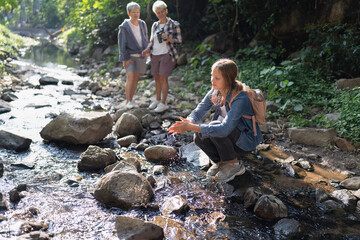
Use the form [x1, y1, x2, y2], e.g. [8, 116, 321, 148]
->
[154, 103, 169, 113]
[213, 161, 245, 182]
[148, 100, 160, 110]
[206, 162, 226, 177]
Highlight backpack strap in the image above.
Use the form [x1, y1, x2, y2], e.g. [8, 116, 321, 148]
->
[243, 115, 257, 136]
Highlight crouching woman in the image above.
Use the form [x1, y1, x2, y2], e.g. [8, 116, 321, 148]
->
[168, 59, 263, 182]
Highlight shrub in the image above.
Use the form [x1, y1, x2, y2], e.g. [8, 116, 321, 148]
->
[331, 87, 360, 142]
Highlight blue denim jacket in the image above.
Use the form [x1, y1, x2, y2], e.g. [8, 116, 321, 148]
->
[187, 88, 263, 151]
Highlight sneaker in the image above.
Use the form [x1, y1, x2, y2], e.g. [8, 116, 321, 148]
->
[206, 162, 226, 177]
[126, 101, 138, 109]
[213, 161, 245, 182]
[148, 100, 160, 110]
[154, 102, 169, 113]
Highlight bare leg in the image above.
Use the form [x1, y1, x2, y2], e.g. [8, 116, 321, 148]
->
[159, 75, 168, 104]
[129, 72, 140, 100]
[125, 71, 136, 103]
[154, 75, 162, 101]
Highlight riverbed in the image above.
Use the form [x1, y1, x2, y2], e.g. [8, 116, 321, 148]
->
[1, 41, 360, 239]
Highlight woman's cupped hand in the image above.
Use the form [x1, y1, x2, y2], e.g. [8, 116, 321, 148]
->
[168, 117, 192, 134]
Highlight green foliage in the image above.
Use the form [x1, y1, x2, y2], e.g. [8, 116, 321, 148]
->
[331, 87, 360, 142]
[68, 0, 152, 47]
[302, 23, 360, 78]
[0, 0, 18, 8]
[235, 45, 334, 115]
[179, 43, 221, 96]
[0, 24, 37, 54]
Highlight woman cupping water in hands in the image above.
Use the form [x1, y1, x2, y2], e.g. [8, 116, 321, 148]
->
[168, 59, 263, 182]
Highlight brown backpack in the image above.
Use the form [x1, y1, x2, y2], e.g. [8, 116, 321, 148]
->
[242, 84, 266, 136]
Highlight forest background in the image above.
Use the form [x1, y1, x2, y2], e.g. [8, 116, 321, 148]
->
[0, 0, 360, 144]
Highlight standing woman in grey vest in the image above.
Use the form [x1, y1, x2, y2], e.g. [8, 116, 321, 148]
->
[118, 2, 149, 109]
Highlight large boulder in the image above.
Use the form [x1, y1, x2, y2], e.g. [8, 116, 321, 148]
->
[77, 145, 117, 172]
[115, 216, 164, 240]
[0, 130, 32, 151]
[114, 112, 143, 138]
[40, 112, 113, 144]
[94, 170, 154, 210]
[336, 77, 360, 90]
[288, 127, 337, 147]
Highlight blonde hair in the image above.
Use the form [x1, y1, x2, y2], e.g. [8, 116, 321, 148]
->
[152, 0, 167, 13]
[211, 59, 243, 105]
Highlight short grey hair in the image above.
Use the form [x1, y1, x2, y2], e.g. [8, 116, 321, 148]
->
[127, 2, 140, 13]
[152, 1, 167, 13]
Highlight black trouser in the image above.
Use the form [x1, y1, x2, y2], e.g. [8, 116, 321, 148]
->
[194, 121, 249, 163]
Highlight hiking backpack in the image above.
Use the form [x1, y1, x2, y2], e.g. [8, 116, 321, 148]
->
[242, 84, 266, 136]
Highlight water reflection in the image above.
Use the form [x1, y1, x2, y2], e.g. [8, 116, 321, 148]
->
[22, 40, 77, 68]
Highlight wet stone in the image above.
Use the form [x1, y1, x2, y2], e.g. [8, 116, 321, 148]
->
[115, 215, 164, 240]
[0, 191, 8, 210]
[111, 161, 138, 173]
[153, 165, 166, 175]
[144, 145, 178, 164]
[117, 135, 137, 147]
[274, 218, 301, 238]
[66, 179, 79, 187]
[11, 162, 35, 169]
[315, 188, 330, 203]
[135, 142, 148, 151]
[1, 92, 18, 101]
[254, 195, 288, 220]
[16, 183, 27, 192]
[340, 177, 360, 190]
[244, 187, 262, 209]
[9, 188, 21, 203]
[160, 195, 189, 215]
[214, 182, 233, 198]
[114, 112, 143, 138]
[61, 80, 74, 85]
[0, 99, 12, 114]
[352, 189, 360, 199]
[0, 214, 7, 222]
[94, 170, 154, 210]
[332, 189, 357, 210]
[39, 76, 59, 85]
[297, 158, 313, 171]
[319, 199, 342, 214]
[20, 221, 48, 232]
[283, 163, 296, 178]
[152, 216, 195, 239]
[0, 130, 32, 152]
[77, 145, 117, 172]
[0, 162, 3, 177]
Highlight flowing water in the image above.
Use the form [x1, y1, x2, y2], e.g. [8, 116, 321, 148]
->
[1, 42, 360, 239]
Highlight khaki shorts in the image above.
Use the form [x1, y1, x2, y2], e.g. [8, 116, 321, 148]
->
[126, 55, 146, 74]
[150, 53, 175, 76]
